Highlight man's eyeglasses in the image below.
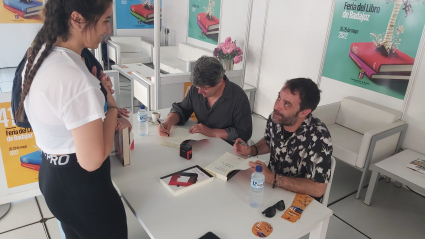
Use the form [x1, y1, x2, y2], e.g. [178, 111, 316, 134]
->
[262, 200, 285, 218]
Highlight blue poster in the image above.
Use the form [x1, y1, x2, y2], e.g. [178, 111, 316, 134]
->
[115, 0, 162, 30]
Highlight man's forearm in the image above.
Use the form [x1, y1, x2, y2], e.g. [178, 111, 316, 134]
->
[273, 175, 327, 198]
[211, 128, 228, 140]
[251, 138, 270, 156]
[165, 112, 180, 126]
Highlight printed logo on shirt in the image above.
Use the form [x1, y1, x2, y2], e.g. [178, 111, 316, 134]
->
[44, 153, 70, 166]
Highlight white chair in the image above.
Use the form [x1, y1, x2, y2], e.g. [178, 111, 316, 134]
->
[313, 97, 408, 199]
[155, 43, 213, 74]
[104, 70, 121, 107]
[107, 37, 153, 67]
[321, 156, 336, 206]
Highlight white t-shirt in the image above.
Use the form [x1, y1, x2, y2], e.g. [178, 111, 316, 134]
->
[23, 46, 105, 154]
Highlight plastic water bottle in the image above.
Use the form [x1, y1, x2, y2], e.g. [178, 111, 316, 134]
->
[137, 105, 148, 136]
[250, 165, 265, 208]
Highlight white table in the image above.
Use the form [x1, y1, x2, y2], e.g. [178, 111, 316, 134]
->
[110, 109, 333, 239]
[364, 149, 425, 206]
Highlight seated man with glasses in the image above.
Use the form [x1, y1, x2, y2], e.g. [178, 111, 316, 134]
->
[234, 78, 332, 202]
[158, 56, 252, 145]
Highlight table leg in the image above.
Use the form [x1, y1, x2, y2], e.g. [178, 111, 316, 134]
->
[394, 181, 402, 188]
[308, 217, 330, 239]
[364, 170, 379, 206]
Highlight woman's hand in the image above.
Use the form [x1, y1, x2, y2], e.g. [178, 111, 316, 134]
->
[117, 118, 132, 132]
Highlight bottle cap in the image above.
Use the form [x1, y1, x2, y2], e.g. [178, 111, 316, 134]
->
[139, 105, 145, 110]
[255, 165, 262, 172]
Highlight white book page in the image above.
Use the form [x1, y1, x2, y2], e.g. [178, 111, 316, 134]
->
[160, 127, 210, 148]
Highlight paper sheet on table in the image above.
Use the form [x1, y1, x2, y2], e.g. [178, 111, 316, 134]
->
[160, 127, 210, 148]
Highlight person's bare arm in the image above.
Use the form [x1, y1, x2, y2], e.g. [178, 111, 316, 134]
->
[71, 85, 118, 172]
[234, 137, 270, 156]
[158, 112, 180, 136]
[249, 161, 327, 198]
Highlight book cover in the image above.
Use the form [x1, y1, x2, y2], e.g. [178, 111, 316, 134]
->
[3, 4, 40, 18]
[160, 165, 213, 196]
[3, 0, 43, 13]
[114, 127, 133, 166]
[350, 42, 414, 73]
[197, 12, 219, 30]
[349, 51, 411, 81]
[197, 19, 219, 36]
[130, 11, 154, 23]
[405, 158, 425, 176]
[130, 4, 154, 19]
[20, 150, 42, 165]
[21, 162, 40, 171]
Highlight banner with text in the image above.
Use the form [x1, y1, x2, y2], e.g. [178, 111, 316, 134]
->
[322, 0, 425, 99]
[188, 0, 221, 45]
[0, 102, 39, 188]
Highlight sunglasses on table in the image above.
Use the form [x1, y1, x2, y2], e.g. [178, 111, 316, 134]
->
[262, 200, 285, 218]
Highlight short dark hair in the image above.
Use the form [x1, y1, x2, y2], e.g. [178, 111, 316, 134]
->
[283, 78, 321, 112]
[190, 56, 224, 87]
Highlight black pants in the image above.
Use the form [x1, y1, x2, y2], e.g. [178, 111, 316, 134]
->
[39, 152, 127, 239]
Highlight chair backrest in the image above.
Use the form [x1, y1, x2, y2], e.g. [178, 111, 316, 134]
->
[336, 96, 402, 134]
[322, 156, 336, 206]
[110, 36, 142, 53]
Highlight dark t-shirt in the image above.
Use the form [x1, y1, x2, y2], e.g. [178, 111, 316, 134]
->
[171, 75, 252, 144]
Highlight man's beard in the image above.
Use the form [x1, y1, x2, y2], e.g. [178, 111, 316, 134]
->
[272, 110, 299, 126]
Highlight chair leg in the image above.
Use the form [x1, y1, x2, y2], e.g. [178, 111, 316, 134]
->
[356, 168, 371, 199]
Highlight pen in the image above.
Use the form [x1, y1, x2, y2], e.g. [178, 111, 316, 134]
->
[157, 119, 170, 136]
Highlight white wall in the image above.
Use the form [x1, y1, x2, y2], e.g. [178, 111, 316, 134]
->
[161, 0, 189, 46]
[253, 0, 334, 117]
[402, 45, 425, 155]
[244, 0, 268, 87]
[0, 24, 42, 68]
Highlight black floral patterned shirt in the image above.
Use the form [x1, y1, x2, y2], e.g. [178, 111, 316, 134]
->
[264, 113, 333, 200]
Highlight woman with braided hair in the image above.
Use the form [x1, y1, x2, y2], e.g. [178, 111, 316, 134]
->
[15, 0, 127, 238]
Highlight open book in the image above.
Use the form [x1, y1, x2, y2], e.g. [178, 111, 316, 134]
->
[160, 127, 210, 148]
[160, 165, 214, 196]
[204, 152, 269, 181]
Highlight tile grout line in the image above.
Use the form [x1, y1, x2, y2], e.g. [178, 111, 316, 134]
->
[0, 221, 40, 235]
[35, 196, 52, 239]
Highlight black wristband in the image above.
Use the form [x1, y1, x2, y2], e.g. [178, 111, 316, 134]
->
[252, 145, 258, 156]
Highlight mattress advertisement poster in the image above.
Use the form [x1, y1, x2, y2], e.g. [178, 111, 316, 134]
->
[322, 0, 425, 99]
[115, 0, 162, 30]
[0, 0, 44, 24]
[188, 0, 221, 45]
[0, 102, 39, 188]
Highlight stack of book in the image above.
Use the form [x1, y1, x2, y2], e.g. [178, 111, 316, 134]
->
[3, 0, 43, 18]
[197, 12, 219, 36]
[20, 150, 42, 171]
[130, 4, 160, 23]
[349, 42, 414, 81]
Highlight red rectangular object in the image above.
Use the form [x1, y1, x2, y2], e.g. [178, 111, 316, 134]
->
[21, 162, 40, 171]
[350, 42, 414, 73]
[130, 4, 155, 19]
[197, 12, 219, 31]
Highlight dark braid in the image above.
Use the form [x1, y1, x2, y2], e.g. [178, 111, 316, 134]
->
[15, 0, 112, 121]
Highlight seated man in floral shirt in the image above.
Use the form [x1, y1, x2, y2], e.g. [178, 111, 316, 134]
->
[234, 78, 332, 202]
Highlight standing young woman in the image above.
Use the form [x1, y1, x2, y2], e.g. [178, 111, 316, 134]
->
[15, 0, 127, 238]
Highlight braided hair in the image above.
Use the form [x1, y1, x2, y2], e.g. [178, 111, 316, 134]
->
[15, 0, 112, 121]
